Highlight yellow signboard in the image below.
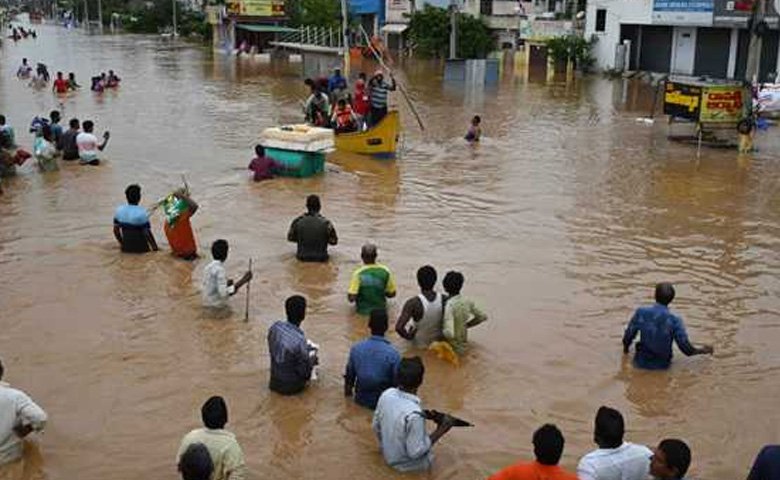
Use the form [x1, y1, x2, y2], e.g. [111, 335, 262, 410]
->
[699, 86, 745, 123]
[226, 0, 285, 17]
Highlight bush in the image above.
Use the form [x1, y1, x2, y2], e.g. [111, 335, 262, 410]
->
[546, 34, 595, 71]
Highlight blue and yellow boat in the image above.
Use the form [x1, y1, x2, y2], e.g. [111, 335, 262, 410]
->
[334, 110, 400, 157]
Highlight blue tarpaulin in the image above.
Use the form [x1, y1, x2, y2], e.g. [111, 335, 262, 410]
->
[349, 0, 385, 26]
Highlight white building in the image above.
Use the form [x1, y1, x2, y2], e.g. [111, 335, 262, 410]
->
[585, 0, 780, 81]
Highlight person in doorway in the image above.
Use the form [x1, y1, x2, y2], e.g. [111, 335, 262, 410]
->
[201, 239, 252, 309]
[163, 189, 199, 260]
[34, 124, 58, 172]
[76, 120, 110, 165]
[331, 99, 358, 133]
[344, 308, 401, 409]
[303, 81, 330, 127]
[49, 110, 63, 145]
[348, 244, 397, 315]
[287, 194, 338, 262]
[176, 396, 246, 480]
[16, 58, 32, 79]
[353, 76, 370, 129]
[52, 71, 69, 94]
[577, 406, 653, 480]
[441, 270, 488, 355]
[328, 67, 348, 100]
[248, 144, 282, 182]
[67, 72, 81, 90]
[178, 443, 213, 480]
[748, 445, 780, 480]
[372, 357, 456, 473]
[0, 359, 48, 467]
[395, 266, 444, 349]
[465, 115, 482, 143]
[488, 424, 577, 480]
[113, 184, 159, 254]
[58, 118, 81, 160]
[267, 295, 319, 395]
[623, 282, 714, 370]
[368, 70, 396, 127]
[649, 439, 692, 480]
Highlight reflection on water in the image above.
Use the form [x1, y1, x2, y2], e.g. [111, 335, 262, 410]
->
[2, 22, 780, 480]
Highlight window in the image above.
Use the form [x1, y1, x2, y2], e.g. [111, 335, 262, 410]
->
[480, 0, 493, 15]
[595, 8, 607, 32]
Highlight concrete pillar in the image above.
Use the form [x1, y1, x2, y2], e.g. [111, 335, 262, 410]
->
[727, 28, 738, 79]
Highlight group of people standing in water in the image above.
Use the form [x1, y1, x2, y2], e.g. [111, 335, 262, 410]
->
[15, 57, 119, 93]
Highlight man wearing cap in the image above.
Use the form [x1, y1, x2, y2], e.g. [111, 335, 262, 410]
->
[368, 70, 396, 127]
[348, 244, 397, 315]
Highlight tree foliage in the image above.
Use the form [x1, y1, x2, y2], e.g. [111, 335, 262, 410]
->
[407, 4, 494, 59]
[545, 34, 595, 71]
[287, 0, 340, 28]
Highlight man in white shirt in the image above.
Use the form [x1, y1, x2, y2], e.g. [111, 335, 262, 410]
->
[201, 239, 252, 309]
[177, 396, 246, 480]
[0, 359, 47, 466]
[577, 406, 652, 480]
[75, 120, 109, 165]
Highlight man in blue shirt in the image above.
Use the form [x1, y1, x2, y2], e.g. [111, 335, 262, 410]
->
[267, 295, 318, 395]
[623, 283, 713, 370]
[344, 309, 400, 409]
[113, 184, 158, 253]
[327, 68, 347, 100]
[748, 445, 780, 480]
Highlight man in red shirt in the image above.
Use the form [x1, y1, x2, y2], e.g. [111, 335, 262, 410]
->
[52, 71, 69, 94]
[489, 424, 577, 480]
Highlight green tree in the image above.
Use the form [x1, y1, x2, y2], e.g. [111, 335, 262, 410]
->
[288, 0, 340, 28]
[407, 4, 494, 59]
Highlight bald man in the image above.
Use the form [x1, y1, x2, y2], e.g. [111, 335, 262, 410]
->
[348, 244, 396, 315]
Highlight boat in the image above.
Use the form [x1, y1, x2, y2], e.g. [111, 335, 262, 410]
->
[334, 110, 400, 157]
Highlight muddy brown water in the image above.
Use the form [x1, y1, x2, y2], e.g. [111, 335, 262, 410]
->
[1, 22, 780, 480]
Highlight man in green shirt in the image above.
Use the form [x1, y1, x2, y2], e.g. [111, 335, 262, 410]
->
[442, 271, 487, 355]
[348, 244, 397, 315]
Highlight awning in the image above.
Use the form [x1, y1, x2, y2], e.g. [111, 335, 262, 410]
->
[381, 23, 408, 34]
[236, 24, 298, 33]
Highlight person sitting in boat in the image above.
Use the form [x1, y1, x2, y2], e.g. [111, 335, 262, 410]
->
[328, 68, 348, 102]
[332, 99, 358, 134]
[107, 70, 121, 88]
[304, 82, 330, 127]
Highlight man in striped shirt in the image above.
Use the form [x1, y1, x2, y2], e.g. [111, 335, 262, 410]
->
[267, 296, 318, 395]
[368, 70, 396, 127]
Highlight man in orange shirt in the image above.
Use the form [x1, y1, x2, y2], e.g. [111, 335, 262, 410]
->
[489, 424, 577, 480]
[163, 189, 199, 260]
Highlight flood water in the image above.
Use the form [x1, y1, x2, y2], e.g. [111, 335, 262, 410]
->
[2, 21, 780, 480]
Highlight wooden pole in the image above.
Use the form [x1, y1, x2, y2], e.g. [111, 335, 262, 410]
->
[359, 25, 426, 131]
[244, 258, 252, 322]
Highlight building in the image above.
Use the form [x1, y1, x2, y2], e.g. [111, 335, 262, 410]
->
[585, 0, 780, 81]
[208, 0, 293, 53]
[351, 0, 386, 37]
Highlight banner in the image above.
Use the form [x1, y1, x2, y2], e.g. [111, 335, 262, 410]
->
[700, 86, 746, 122]
[663, 81, 702, 121]
[226, 0, 285, 17]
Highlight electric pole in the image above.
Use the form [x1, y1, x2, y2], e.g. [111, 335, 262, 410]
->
[449, 0, 458, 59]
[744, 0, 767, 83]
[83, 0, 89, 30]
[97, 0, 103, 33]
[172, 0, 178, 36]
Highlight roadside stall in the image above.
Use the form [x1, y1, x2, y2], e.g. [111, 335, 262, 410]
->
[663, 76, 750, 156]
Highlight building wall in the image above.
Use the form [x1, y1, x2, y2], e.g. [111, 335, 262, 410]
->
[585, 0, 653, 70]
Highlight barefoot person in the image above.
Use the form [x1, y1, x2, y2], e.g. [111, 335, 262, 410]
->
[623, 282, 713, 370]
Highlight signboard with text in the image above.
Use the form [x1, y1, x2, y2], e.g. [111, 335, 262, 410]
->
[226, 0, 285, 17]
[699, 86, 746, 122]
[653, 0, 713, 24]
[663, 81, 702, 120]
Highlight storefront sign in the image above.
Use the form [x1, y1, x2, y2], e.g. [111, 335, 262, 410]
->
[226, 0, 285, 17]
[663, 81, 702, 120]
[699, 86, 745, 122]
[653, 0, 713, 24]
